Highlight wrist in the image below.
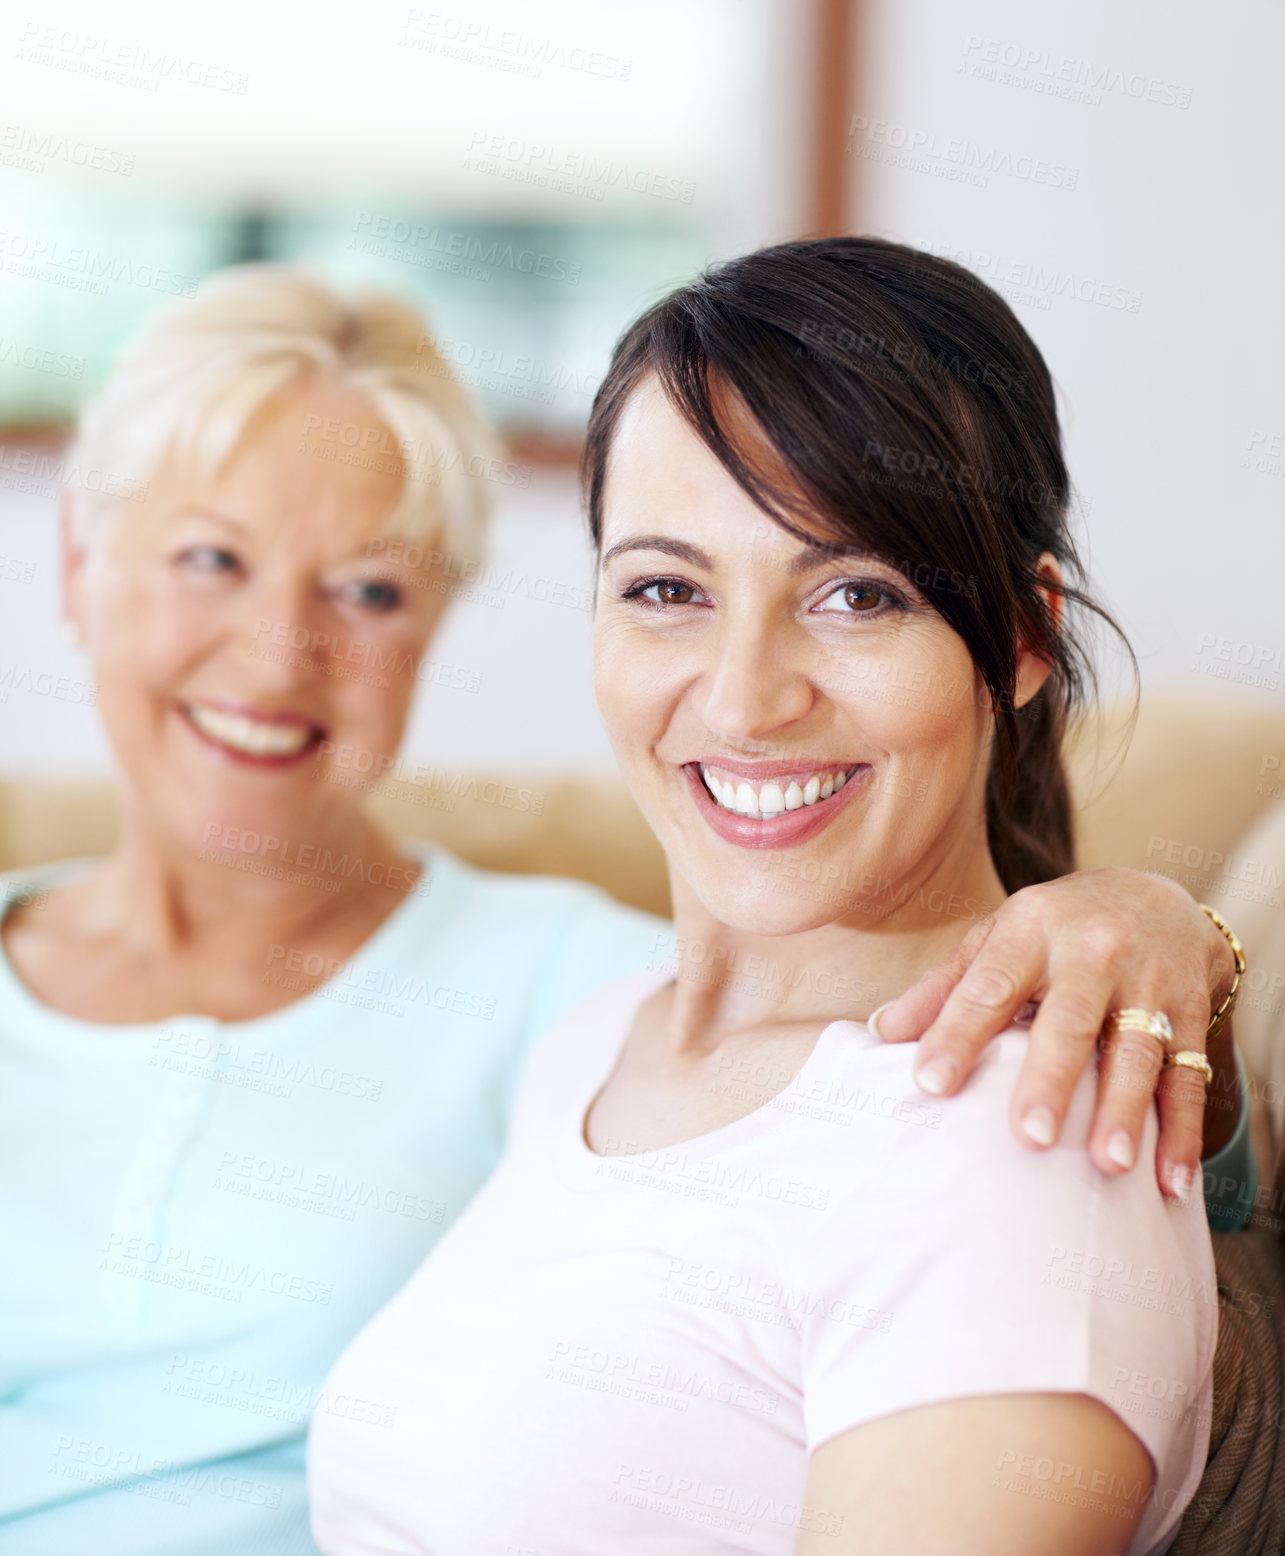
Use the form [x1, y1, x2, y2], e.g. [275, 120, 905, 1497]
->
[1198, 903, 1245, 1043]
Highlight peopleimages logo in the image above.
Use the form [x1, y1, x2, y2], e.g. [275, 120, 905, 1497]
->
[463, 131, 695, 204]
[349, 213, 581, 285]
[399, 9, 633, 82]
[960, 35, 1193, 109]
[0, 332, 85, 377]
[0, 121, 135, 176]
[847, 116, 1079, 191]
[15, 22, 249, 93]
[0, 229, 198, 295]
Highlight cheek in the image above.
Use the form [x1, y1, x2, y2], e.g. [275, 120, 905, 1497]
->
[90, 568, 206, 688]
[338, 671, 417, 740]
[592, 624, 677, 758]
[330, 620, 437, 740]
[886, 690, 980, 761]
[831, 639, 989, 787]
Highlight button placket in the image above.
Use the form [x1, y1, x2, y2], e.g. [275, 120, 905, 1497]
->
[98, 1018, 221, 1323]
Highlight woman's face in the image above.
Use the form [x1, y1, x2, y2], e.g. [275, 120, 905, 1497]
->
[593, 380, 1029, 937]
[63, 378, 453, 855]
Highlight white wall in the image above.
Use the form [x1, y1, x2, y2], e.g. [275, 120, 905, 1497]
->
[851, 0, 1285, 705]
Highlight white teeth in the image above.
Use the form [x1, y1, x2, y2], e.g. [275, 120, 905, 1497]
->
[734, 782, 760, 817]
[187, 704, 314, 757]
[699, 763, 859, 819]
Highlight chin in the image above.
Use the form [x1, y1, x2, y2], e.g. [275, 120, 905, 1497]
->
[157, 780, 320, 854]
[685, 869, 854, 939]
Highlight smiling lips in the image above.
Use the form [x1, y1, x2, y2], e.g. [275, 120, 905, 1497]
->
[684, 758, 870, 850]
[699, 762, 856, 817]
[182, 701, 326, 765]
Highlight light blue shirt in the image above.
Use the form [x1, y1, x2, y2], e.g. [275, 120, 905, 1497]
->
[0, 840, 665, 1555]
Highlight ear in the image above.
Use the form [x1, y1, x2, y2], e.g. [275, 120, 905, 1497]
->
[58, 490, 89, 643]
[1013, 552, 1063, 710]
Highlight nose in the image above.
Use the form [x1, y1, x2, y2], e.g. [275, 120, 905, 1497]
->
[698, 608, 815, 748]
[232, 572, 322, 685]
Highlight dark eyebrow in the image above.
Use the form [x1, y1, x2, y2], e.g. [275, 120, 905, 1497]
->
[600, 531, 881, 577]
[786, 541, 873, 575]
[600, 535, 713, 568]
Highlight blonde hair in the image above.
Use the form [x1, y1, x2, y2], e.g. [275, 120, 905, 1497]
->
[66, 264, 502, 563]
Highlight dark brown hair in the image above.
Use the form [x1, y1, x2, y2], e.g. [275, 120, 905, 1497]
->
[582, 236, 1131, 893]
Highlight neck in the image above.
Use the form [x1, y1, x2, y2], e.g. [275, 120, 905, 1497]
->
[81, 802, 418, 955]
[664, 830, 1006, 1053]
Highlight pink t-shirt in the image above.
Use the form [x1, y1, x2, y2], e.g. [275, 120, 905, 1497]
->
[309, 968, 1216, 1555]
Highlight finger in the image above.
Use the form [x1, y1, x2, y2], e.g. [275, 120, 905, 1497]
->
[1007, 966, 1115, 1150]
[1151, 991, 1212, 1200]
[1087, 1027, 1165, 1179]
[1155, 1064, 1207, 1202]
[913, 922, 1047, 1097]
[873, 916, 996, 1044]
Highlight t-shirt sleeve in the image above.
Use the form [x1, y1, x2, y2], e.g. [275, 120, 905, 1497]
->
[794, 1036, 1216, 1538]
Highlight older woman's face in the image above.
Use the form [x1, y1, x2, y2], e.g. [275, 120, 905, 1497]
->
[593, 381, 1003, 936]
[63, 379, 453, 853]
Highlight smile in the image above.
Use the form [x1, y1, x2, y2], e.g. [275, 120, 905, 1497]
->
[181, 701, 326, 765]
[699, 762, 855, 817]
[683, 759, 871, 850]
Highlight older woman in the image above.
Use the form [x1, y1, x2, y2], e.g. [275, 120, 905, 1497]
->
[0, 263, 1247, 1556]
[308, 239, 1228, 1555]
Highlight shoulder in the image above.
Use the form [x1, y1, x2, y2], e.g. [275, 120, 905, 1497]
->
[408, 841, 668, 1020]
[0, 855, 98, 932]
[800, 1023, 1182, 1236]
[408, 839, 663, 944]
[790, 1023, 1218, 1391]
[395, 841, 668, 1047]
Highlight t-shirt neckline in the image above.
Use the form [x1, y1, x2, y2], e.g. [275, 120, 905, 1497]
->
[573, 966, 873, 1167]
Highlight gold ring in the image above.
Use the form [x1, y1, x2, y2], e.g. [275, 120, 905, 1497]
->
[1102, 1008, 1174, 1053]
[1164, 1050, 1214, 1085]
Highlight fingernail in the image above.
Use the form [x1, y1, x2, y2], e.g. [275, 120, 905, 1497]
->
[1169, 1164, 1198, 1204]
[866, 1000, 895, 1041]
[916, 1057, 954, 1096]
[1106, 1130, 1135, 1170]
[1022, 1105, 1057, 1147]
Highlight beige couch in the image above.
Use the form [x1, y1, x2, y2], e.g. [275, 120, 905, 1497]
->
[2, 688, 1282, 1142]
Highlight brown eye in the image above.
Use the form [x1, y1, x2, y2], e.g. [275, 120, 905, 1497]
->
[844, 583, 881, 611]
[629, 577, 705, 606]
[814, 579, 901, 617]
